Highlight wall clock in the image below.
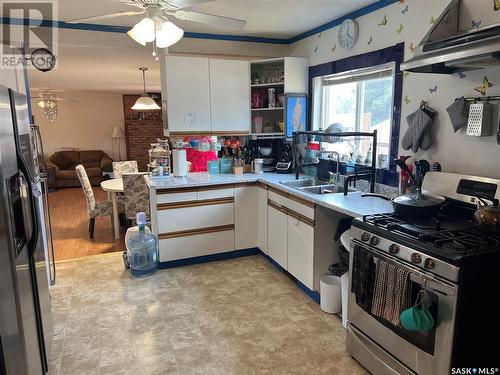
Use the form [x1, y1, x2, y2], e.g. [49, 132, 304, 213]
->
[338, 19, 359, 50]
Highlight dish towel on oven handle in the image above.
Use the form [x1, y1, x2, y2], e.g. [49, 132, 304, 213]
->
[371, 258, 412, 326]
[351, 245, 376, 312]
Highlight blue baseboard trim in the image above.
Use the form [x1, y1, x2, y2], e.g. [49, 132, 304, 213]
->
[158, 247, 260, 269]
[257, 250, 320, 305]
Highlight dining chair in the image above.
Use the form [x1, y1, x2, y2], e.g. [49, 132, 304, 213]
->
[75, 164, 123, 239]
[112, 161, 138, 179]
[122, 173, 150, 222]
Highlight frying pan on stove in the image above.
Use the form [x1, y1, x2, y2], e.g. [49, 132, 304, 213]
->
[362, 159, 445, 217]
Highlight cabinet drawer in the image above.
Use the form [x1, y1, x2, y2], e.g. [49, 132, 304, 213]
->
[268, 190, 315, 220]
[157, 199, 234, 233]
[159, 229, 235, 262]
[157, 189, 197, 204]
[287, 215, 314, 290]
[197, 186, 234, 200]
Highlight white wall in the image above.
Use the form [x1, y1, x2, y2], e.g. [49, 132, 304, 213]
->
[289, 0, 500, 179]
[32, 91, 125, 159]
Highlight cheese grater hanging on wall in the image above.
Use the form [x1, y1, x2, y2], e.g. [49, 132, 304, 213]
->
[466, 101, 492, 136]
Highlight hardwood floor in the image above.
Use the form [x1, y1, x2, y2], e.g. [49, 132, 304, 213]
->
[48, 187, 126, 261]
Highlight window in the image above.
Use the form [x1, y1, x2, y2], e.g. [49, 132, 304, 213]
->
[312, 63, 395, 169]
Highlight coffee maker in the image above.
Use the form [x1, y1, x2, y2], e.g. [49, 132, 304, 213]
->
[275, 142, 294, 173]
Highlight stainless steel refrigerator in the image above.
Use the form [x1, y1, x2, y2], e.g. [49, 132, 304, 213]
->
[0, 85, 53, 374]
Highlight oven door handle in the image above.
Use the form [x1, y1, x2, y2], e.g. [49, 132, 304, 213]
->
[353, 243, 456, 297]
[408, 273, 455, 296]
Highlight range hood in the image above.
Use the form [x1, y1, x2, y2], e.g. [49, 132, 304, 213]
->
[401, 0, 500, 74]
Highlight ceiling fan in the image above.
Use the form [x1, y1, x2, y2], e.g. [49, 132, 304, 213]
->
[67, 0, 247, 59]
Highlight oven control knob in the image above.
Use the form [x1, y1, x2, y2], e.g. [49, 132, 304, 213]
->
[369, 236, 379, 246]
[411, 253, 422, 264]
[389, 244, 400, 254]
[361, 232, 370, 242]
[424, 258, 435, 269]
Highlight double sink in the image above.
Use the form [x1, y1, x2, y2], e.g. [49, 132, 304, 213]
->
[280, 178, 355, 195]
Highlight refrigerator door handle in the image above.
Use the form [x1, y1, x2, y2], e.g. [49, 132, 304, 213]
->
[17, 156, 39, 257]
[41, 177, 56, 285]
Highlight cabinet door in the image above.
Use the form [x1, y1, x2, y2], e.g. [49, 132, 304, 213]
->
[165, 56, 211, 133]
[209, 59, 250, 134]
[234, 185, 257, 250]
[257, 186, 268, 254]
[287, 215, 314, 290]
[267, 203, 287, 269]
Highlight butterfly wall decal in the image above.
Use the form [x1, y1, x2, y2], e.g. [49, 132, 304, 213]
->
[409, 42, 415, 53]
[495, 0, 500, 11]
[472, 20, 482, 28]
[378, 15, 388, 26]
[401, 5, 409, 15]
[403, 71, 410, 78]
[475, 77, 493, 96]
[404, 95, 410, 105]
[429, 86, 438, 94]
[367, 36, 373, 45]
[430, 16, 436, 24]
[396, 24, 404, 33]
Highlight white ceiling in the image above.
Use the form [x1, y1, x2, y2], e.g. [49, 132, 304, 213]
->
[28, 0, 380, 93]
[28, 29, 162, 93]
[59, 0, 378, 39]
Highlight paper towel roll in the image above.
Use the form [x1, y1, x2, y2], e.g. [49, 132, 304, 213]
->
[173, 149, 187, 177]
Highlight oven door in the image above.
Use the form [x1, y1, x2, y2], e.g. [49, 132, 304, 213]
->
[347, 239, 458, 375]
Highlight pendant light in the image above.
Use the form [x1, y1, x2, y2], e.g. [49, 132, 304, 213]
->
[132, 67, 160, 111]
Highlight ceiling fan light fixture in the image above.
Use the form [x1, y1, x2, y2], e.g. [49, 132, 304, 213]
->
[128, 17, 155, 45]
[155, 21, 184, 48]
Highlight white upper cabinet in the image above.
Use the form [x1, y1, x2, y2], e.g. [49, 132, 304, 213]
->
[210, 59, 250, 134]
[164, 56, 250, 135]
[164, 56, 211, 133]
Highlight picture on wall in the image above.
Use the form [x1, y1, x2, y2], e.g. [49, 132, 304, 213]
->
[285, 93, 307, 138]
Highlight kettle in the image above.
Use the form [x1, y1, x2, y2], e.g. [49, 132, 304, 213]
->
[473, 196, 500, 234]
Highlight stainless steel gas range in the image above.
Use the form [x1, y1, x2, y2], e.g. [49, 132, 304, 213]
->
[346, 172, 500, 375]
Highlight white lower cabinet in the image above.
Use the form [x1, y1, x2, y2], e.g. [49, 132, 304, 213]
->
[287, 215, 314, 290]
[234, 185, 257, 250]
[267, 203, 288, 269]
[257, 185, 268, 254]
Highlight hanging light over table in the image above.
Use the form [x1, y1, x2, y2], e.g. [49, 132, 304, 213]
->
[132, 67, 161, 111]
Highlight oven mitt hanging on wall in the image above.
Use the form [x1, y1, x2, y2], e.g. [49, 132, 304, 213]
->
[402, 108, 433, 152]
[446, 97, 470, 132]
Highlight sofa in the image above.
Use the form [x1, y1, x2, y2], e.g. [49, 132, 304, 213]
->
[46, 150, 113, 188]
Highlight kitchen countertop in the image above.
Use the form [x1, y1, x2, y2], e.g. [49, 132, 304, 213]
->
[145, 172, 394, 217]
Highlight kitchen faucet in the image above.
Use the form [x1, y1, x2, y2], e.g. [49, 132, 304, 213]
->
[320, 151, 340, 185]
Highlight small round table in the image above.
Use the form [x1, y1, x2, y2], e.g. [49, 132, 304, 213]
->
[100, 178, 123, 240]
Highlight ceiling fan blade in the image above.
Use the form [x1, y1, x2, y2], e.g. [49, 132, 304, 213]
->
[166, 0, 213, 9]
[66, 10, 145, 24]
[172, 10, 246, 29]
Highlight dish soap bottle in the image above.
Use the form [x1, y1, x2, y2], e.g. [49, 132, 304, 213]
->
[127, 212, 158, 277]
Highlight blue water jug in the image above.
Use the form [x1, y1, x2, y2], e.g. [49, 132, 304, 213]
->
[127, 212, 158, 277]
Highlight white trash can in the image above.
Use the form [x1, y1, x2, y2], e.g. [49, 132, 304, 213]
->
[320, 274, 342, 314]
